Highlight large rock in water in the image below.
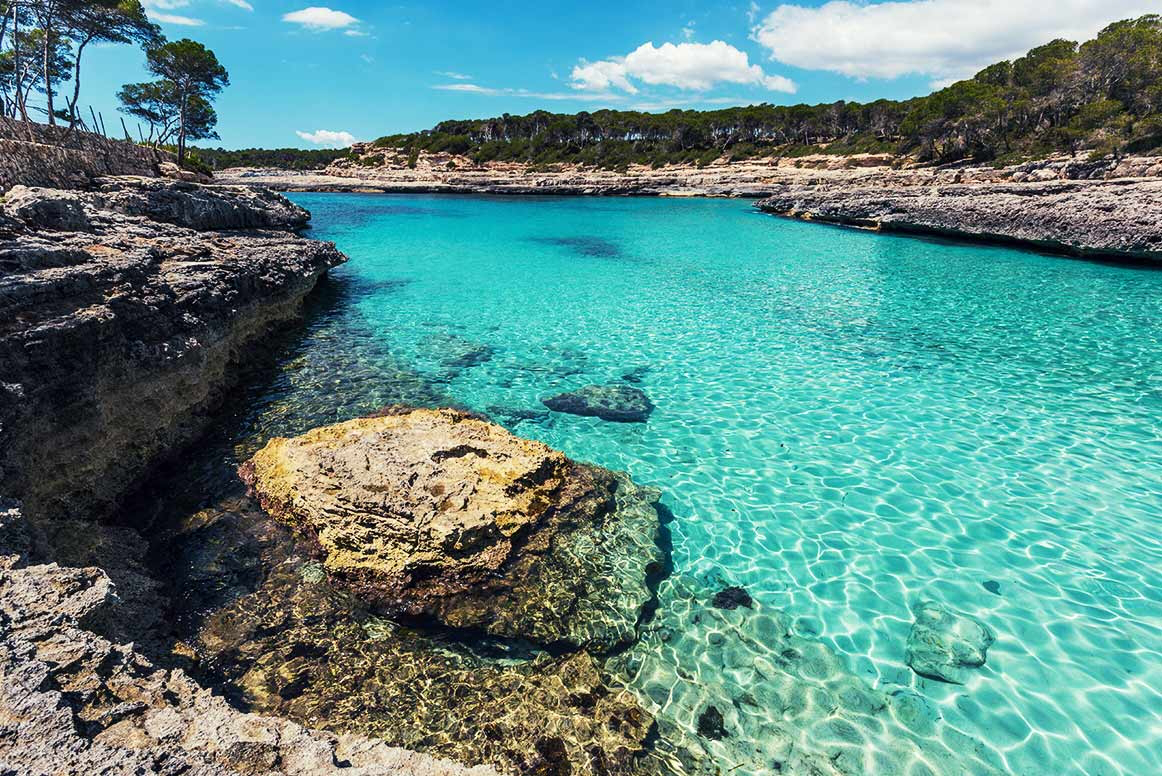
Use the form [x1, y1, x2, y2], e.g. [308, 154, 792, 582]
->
[905, 601, 996, 684]
[240, 407, 665, 651]
[543, 383, 655, 423]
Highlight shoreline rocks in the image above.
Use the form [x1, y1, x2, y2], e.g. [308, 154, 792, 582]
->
[240, 407, 666, 652]
[0, 177, 346, 522]
[0, 501, 498, 776]
[756, 178, 1162, 262]
[543, 383, 656, 423]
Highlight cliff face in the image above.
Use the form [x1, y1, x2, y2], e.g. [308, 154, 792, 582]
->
[0, 118, 172, 191]
[0, 177, 346, 522]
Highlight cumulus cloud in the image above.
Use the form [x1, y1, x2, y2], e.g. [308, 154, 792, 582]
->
[143, 0, 251, 25]
[571, 40, 796, 94]
[142, 0, 204, 25]
[753, 0, 1160, 82]
[282, 7, 360, 31]
[296, 129, 358, 147]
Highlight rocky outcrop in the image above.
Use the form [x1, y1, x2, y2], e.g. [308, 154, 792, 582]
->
[0, 501, 498, 776]
[0, 177, 346, 522]
[543, 384, 655, 423]
[240, 407, 665, 652]
[215, 148, 1162, 198]
[905, 601, 996, 684]
[757, 178, 1162, 261]
[0, 117, 171, 192]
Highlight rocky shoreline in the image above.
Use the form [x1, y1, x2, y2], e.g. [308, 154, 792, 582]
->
[756, 177, 1162, 262]
[217, 151, 1162, 261]
[0, 177, 516, 774]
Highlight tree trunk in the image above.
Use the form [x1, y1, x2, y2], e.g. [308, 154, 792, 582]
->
[178, 93, 188, 164]
[66, 36, 91, 133]
[13, 5, 28, 122]
[43, 20, 54, 125]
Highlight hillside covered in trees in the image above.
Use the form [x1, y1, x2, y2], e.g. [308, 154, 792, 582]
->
[361, 15, 1162, 170]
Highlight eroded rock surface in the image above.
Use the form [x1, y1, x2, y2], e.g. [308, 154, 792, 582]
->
[757, 178, 1162, 261]
[0, 502, 498, 776]
[905, 600, 996, 684]
[241, 407, 665, 651]
[543, 383, 656, 423]
[0, 177, 346, 521]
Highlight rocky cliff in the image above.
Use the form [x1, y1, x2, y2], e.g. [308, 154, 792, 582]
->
[0, 118, 172, 191]
[0, 177, 346, 522]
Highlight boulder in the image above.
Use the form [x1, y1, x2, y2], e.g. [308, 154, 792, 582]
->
[542, 383, 655, 423]
[905, 601, 995, 684]
[240, 407, 665, 651]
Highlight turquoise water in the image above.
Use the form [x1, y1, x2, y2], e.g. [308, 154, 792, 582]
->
[286, 192, 1162, 775]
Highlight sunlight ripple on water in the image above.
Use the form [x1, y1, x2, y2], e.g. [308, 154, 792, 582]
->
[277, 193, 1162, 775]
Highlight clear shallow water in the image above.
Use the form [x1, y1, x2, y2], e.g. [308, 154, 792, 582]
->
[278, 193, 1161, 774]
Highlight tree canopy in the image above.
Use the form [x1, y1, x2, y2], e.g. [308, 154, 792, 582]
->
[119, 38, 229, 162]
[368, 15, 1162, 170]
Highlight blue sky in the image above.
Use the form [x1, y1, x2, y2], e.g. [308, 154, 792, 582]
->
[78, 1, 1160, 149]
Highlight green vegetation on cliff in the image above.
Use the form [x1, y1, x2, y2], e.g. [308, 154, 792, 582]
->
[371, 15, 1162, 169]
[191, 146, 349, 170]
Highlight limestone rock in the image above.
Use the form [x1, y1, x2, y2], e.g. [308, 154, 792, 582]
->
[905, 601, 995, 684]
[543, 383, 655, 423]
[197, 551, 658, 776]
[240, 407, 665, 651]
[757, 178, 1162, 261]
[0, 177, 345, 521]
[0, 503, 498, 776]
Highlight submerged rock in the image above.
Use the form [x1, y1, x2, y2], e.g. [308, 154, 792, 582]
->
[423, 333, 495, 369]
[905, 601, 996, 684]
[0, 502, 497, 776]
[486, 404, 551, 425]
[542, 383, 655, 423]
[712, 586, 754, 611]
[696, 706, 728, 740]
[197, 550, 659, 776]
[240, 407, 665, 651]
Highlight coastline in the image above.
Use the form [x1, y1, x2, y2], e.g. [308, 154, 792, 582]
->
[215, 153, 1162, 262]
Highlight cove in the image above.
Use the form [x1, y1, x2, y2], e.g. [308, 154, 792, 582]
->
[140, 192, 1162, 776]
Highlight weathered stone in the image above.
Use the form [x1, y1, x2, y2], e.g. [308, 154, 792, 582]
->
[905, 601, 996, 684]
[0, 503, 498, 776]
[240, 407, 665, 651]
[0, 177, 345, 522]
[0, 117, 170, 192]
[543, 383, 655, 423]
[757, 179, 1162, 261]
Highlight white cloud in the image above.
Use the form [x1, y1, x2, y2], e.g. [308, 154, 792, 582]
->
[753, 0, 1160, 82]
[282, 7, 360, 31]
[571, 40, 796, 94]
[436, 71, 474, 80]
[296, 129, 358, 147]
[143, 0, 252, 25]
